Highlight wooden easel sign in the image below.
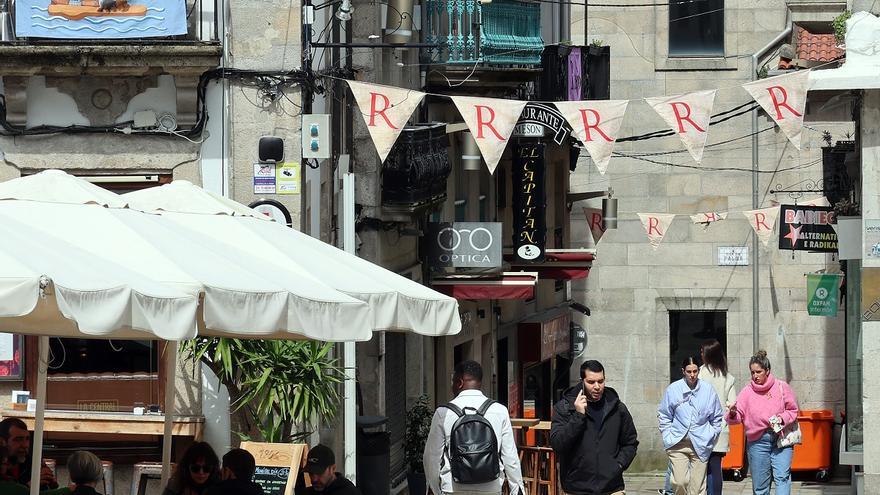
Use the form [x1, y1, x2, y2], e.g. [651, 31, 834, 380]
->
[240, 442, 308, 495]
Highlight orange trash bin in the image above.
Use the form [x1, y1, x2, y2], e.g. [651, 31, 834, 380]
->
[721, 422, 746, 481]
[791, 409, 834, 481]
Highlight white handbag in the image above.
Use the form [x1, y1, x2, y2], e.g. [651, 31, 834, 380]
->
[775, 383, 802, 448]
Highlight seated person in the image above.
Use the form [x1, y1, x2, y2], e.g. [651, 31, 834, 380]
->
[204, 449, 264, 495]
[0, 446, 70, 495]
[302, 446, 360, 495]
[66, 451, 103, 495]
[0, 418, 58, 490]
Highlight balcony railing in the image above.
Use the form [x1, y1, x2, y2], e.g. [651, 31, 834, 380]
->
[1, 0, 220, 43]
[423, 0, 543, 65]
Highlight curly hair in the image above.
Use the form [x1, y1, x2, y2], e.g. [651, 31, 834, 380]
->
[164, 442, 220, 494]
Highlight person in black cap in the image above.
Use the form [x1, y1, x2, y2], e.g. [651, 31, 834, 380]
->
[204, 449, 265, 495]
[302, 445, 361, 495]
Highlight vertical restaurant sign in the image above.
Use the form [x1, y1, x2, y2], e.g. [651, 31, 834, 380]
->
[778, 204, 838, 252]
[15, 0, 187, 39]
[513, 143, 546, 262]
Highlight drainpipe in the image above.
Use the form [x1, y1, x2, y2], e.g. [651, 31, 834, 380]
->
[750, 16, 791, 353]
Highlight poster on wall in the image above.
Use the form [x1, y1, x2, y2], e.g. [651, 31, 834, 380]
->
[0, 334, 23, 381]
[806, 274, 841, 317]
[865, 220, 880, 259]
[15, 0, 187, 39]
[778, 204, 838, 252]
[254, 163, 277, 194]
[276, 163, 301, 195]
[512, 143, 546, 263]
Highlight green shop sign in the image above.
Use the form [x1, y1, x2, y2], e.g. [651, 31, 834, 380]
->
[806, 273, 841, 317]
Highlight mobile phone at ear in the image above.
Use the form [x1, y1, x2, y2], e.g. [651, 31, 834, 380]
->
[582, 382, 588, 397]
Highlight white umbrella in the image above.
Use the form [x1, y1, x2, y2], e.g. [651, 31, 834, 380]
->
[0, 170, 461, 493]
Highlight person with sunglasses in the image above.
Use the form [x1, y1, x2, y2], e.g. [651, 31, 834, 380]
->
[162, 442, 220, 495]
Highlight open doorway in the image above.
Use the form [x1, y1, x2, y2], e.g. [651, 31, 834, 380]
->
[668, 311, 727, 383]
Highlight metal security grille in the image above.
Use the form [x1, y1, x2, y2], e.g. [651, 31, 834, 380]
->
[385, 333, 408, 485]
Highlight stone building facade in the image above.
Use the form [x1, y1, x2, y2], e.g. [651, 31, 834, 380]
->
[567, 0, 856, 473]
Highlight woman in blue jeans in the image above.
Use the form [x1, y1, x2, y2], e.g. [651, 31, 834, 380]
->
[728, 350, 799, 495]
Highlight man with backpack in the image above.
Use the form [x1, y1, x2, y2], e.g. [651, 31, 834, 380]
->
[423, 360, 525, 495]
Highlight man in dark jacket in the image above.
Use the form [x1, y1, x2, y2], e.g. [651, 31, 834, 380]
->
[302, 445, 362, 495]
[204, 449, 265, 495]
[550, 360, 638, 495]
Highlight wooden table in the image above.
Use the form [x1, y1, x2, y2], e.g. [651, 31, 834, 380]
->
[510, 418, 540, 431]
[3, 409, 205, 440]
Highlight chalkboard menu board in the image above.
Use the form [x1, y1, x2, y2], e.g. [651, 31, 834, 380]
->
[240, 442, 307, 495]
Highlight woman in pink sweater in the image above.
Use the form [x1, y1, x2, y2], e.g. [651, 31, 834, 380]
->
[727, 350, 799, 495]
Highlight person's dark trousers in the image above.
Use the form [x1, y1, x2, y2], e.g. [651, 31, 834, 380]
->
[706, 452, 724, 495]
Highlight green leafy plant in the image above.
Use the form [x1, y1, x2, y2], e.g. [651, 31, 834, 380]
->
[590, 39, 604, 48]
[183, 338, 344, 443]
[834, 197, 860, 217]
[405, 395, 434, 473]
[833, 10, 852, 45]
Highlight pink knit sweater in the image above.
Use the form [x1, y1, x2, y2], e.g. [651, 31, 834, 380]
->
[726, 373, 799, 443]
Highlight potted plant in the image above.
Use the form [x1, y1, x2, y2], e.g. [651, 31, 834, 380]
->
[405, 394, 433, 495]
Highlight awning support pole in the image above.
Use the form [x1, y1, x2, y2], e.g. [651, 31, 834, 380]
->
[161, 341, 178, 488]
[342, 171, 357, 482]
[29, 336, 49, 495]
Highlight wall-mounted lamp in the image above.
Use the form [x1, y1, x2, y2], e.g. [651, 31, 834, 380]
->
[384, 0, 414, 44]
[461, 130, 482, 171]
[602, 188, 618, 230]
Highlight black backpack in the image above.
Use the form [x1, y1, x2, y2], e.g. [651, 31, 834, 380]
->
[439, 399, 501, 484]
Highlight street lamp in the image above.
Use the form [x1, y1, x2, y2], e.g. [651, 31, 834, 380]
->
[336, 0, 353, 21]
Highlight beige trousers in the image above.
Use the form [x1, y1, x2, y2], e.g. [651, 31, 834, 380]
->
[668, 438, 708, 495]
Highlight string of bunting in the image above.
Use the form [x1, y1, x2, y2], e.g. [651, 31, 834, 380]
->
[343, 70, 811, 175]
[583, 197, 830, 250]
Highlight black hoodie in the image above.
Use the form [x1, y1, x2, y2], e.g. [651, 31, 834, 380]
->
[550, 386, 638, 495]
[302, 474, 362, 495]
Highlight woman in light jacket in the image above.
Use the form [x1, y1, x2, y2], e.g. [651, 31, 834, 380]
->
[699, 340, 736, 495]
[728, 350, 799, 495]
[658, 356, 723, 495]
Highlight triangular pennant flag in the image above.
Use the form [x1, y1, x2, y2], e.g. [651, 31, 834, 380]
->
[555, 100, 629, 175]
[742, 70, 810, 149]
[690, 211, 728, 225]
[646, 90, 716, 163]
[347, 80, 426, 163]
[637, 213, 676, 250]
[583, 207, 606, 244]
[451, 96, 528, 174]
[743, 206, 780, 246]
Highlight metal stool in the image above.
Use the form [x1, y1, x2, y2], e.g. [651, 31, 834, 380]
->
[101, 460, 113, 495]
[130, 461, 164, 495]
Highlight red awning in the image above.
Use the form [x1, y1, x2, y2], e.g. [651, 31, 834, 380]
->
[432, 273, 538, 300]
[506, 249, 594, 280]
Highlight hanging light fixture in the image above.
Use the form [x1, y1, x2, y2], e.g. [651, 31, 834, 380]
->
[336, 0, 353, 21]
[602, 188, 618, 230]
[461, 131, 482, 171]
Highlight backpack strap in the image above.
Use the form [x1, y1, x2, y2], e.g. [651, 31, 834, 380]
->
[477, 399, 496, 416]
[439, 402, 465, 417]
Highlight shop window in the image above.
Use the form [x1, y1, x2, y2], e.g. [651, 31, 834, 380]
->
[668, 310, 727, 382]
[669, 0, 724, 57]
[453, 340, 473, 365]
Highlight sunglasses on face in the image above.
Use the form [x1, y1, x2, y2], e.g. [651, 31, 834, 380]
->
[189, 464, 213, 474]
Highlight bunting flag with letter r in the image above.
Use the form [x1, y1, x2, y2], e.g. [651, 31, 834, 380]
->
[555, 100, 629, 175]
[646, 90, 716, 163]
[347, 80, 426, 163]
[743, 206, 780, 246]
[583, 208, 607, 244]
[637, 213, 676, 250]
[451, 96, 528, 175]
[742, 70, 810, 150]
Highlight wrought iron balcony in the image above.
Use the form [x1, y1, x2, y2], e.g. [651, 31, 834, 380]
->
[422, 0, 543, 65]
[382, 123, 451, 207]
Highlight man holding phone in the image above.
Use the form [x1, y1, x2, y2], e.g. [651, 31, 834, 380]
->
[550, 360, 639, 495]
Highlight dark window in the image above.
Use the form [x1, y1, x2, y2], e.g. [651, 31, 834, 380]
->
[669, 0, 724, 57]
[668, 311, 726, 382]
[48, 339, 158, 374]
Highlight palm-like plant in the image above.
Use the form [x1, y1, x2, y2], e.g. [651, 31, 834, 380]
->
[183, 338, 344, 443]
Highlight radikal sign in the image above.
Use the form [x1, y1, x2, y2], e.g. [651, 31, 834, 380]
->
[427, 222, 502, 268]
[512, 143, 546, 262]
[778, 204, 838, 252]
[512, 103, 572, 144]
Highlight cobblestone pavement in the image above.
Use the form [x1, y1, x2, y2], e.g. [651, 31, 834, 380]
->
[622, 474, 853, 494]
